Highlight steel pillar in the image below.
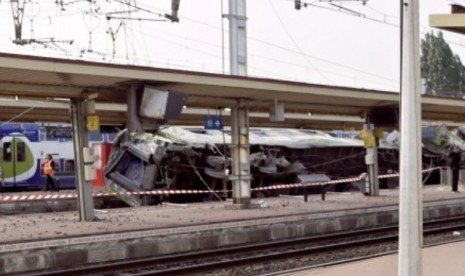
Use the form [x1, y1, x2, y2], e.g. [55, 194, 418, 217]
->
[127, 83, 142, 133]
[230, 106, 251, 205]
[70, 98, 94, 221]
[228, 0, 247, 75]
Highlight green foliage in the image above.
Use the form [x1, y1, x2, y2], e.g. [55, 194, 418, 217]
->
[421, 31, 465, 98]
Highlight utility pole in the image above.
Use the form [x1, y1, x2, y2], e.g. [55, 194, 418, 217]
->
[228, 0, 247, 75]
[398, 0, 422, 275]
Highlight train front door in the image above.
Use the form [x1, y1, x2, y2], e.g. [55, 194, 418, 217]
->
[0, 135, 28, 187]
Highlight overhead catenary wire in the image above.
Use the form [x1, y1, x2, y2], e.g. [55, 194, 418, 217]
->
[0, 105, 37, 126]
[125, 20, 397, 85]
[288, 0, 465, 47]
[135, 14, 152, 65]
[123, 18, 398, 84]
[2, 1, 462, 91]
[134, 1, 402, 81]
[1, 0, 401, 87]
[268, 0, 333, 84]
[4, 0, 465, 47]
[122, 24, 397, 87]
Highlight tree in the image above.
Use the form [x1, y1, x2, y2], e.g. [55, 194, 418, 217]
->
[421, 31, 465, 98]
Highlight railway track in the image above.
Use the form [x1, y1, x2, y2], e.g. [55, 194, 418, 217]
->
[267, 238, 465, 276]
[27, 215, 465, 276]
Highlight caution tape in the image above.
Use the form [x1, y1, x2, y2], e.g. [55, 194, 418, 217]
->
[251, 176, 363, 191]
[0, 167, 442, 202]
[0, 189, 215, 202]
[251, 166, 441, 191]
[0, 193, 78, 201]
[378, 166, 439, 179]
[94, 190, 213, 197]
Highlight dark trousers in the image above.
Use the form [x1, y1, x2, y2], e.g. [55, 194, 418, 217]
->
[452, 168, 459, 192]
[45, 175, 57, 191]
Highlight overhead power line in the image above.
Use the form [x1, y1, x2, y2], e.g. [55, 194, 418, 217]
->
[1, 0, 410, 89]
[125, 1, 399, 83]
[269, 0, 333, 84]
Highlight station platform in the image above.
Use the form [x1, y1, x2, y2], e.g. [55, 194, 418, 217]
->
[290, 240, 465, 276]
[0, 185, 464, 274]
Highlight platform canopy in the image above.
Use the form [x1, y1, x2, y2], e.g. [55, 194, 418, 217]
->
[430, 4, 465, 35]
[1, 52, 465, 129]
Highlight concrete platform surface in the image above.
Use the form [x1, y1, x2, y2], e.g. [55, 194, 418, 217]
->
[292, 241, 465, 276]
[1, 185, 465, 274]
[0, 185, 462, 244]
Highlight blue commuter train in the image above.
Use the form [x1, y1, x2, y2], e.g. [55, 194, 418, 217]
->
[0, 123, 115, 190]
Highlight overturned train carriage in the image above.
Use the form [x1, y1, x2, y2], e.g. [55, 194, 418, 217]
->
[104, 126, 450, 206]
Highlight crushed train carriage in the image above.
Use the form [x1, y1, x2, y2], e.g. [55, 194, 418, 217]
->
[104, 125, 452, 206]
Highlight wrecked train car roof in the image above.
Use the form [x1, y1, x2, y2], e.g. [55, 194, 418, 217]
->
[158, 126, 363, 149]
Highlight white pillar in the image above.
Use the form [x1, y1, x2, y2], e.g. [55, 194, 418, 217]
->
[399, 0, 422, 275]
[127, 83, 142, 133]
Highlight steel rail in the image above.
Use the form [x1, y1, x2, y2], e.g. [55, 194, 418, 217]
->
[128, 222, 465, 276]
[264, 238, 465, 276]
[23, 215, 465, 276]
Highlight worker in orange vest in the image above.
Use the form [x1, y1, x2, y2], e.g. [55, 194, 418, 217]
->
[42, 153, 57, 191]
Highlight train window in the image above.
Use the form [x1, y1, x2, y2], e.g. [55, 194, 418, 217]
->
[64, 159, 75, 172]
[3, 142, 11, 162]
[53, 159, 61, 172]
[107, 133, 117, 142]
[39, 128, 47, 141]
[16, 142, 25, 162]
[89, 131, 103, 142]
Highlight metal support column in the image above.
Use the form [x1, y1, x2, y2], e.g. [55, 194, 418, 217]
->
[127, 83, 142, 133]
[231, 106, 251, 205]
[71, 98, 94, 221]
[399, 0, 423, 275]
[228, 0, 247, 75]
[364, 123, 379, 196]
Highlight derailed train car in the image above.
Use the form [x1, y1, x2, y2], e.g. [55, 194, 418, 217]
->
[104, 124, 465, 205]
[104, 125, 461, 206]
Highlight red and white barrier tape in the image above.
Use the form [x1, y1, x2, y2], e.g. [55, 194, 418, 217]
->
[0, 193, 77, 201]
[0, 189, 214, 202]
[251, 176, 363, 191]
[378, 166, 439, 179]
[251, 166, 441, 191]
[0, 167, 442, 202]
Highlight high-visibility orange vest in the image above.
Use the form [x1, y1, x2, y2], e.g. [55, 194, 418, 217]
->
[42, 160, 55, 176]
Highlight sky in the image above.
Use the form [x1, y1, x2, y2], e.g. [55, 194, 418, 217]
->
[0, 0, 464, 92]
